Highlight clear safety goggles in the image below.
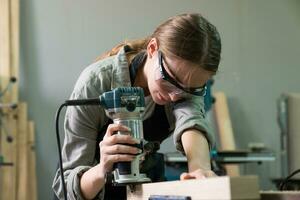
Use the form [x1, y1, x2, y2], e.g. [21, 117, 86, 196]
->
[155, 50, 207, 98]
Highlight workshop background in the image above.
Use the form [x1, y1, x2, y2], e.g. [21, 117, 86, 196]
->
[13, 0, 300, 199]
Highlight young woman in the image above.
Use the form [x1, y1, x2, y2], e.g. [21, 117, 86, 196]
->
[53, 13, 221, 200]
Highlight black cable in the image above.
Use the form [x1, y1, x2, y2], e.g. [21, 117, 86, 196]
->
[55, 103, 68, 200]
[55, 98, 101, 200]
[65, 98, 100, 106]
[279, 168, 300, 190]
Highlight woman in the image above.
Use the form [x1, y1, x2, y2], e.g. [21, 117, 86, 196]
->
[53, 13, 221, 200]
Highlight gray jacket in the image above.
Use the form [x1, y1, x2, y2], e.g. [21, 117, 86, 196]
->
[52, 46, 214, 199]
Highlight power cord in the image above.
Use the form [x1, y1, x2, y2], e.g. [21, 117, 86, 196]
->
[55, 98, 100, 200]
[55, 103, 68, 200]
[279, 168, 300, 190]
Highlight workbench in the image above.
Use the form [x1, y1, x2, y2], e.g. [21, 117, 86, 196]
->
[127, 175, 260, 200]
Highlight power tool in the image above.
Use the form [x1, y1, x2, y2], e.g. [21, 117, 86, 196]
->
[57, 87, 151, 199]
[98, 87, 151, 185]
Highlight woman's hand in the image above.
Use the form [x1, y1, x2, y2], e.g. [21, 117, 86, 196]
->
[180, 168, 217, 180]
[98, 123, 140, 176]
[80, 123, 139, 200]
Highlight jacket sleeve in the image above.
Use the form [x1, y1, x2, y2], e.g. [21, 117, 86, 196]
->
[172, 96, 215, 153]
[52, 67, 108, 200]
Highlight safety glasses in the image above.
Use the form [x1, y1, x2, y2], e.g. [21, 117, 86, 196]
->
[157, 50, 207, 97]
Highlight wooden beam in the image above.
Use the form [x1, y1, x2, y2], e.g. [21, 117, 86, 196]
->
[28, 121, 37, 200]
[0, 1, 27, 200]
[10, 0, 19, 102]
[16, 102, 29, 200]
[0, 0, 11, 102]
[0, 0, 18, 199]
[127, 176, 260, 200]
[213, 92, 240, 176]
[0, 111, 17, 200]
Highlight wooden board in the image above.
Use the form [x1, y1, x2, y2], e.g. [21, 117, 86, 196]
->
[0, 0, 11, 102]
[16, 102, 29, 200]
[0, 0, 25, 199]
[0, 111, 17, 200]
[127, 176, 260, 200]
[213, 92, 240, 176]
[0, 0, 18, 198]
[28, 121, 37, 200]
[286, 93, 300, 177]
[9, 0, 19, 102]
[0, 0, 11, 71]
[0, 0, 18, 101]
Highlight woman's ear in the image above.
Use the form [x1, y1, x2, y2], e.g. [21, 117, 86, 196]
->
[147, 38, 159, 59]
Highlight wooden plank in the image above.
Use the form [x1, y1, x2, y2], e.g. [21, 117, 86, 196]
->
[28, 121, 37, 200]
[11, 110, 18, 200]
[0, 0, 18, 101]
[9, 0, 19, 102]
[16, 102, 29, 200]
[213, 92, 240, 176]
[0, 0, 11, 102]
[286, 93, 300, 176]
[0, 0, 20, 199]
[0, 0, 17, 198]
[127, 176, 260, 200]
[0, 111, 18, 200]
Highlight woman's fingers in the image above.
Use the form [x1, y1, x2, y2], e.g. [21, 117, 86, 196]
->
[99, 123, 142, 173]
[101, 153, 136, 165]
[108, 154, 136, 163]
[104, 134, 139, 145]
[103, 124, 138, 145]
[180, 169, 217, 180]
[180, 172, 190, 180]
[100, 153, 136, 172]
[103, 144, 140, 155]
[180, 172, 204, 180]
[104, 124, 131, 137]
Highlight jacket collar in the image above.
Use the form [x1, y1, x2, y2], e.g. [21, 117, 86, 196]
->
[111, 46, 132, 89]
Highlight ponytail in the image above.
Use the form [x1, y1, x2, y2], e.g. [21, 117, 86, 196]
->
[95, 37, 150, 62]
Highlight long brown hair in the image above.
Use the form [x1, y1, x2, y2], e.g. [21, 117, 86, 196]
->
[95, 38, 150, 63]
[96, 13, 221, 72]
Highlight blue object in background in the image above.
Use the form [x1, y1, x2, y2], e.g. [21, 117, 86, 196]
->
[204, 79, 214, 112]
[165, 162, 187, 181]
